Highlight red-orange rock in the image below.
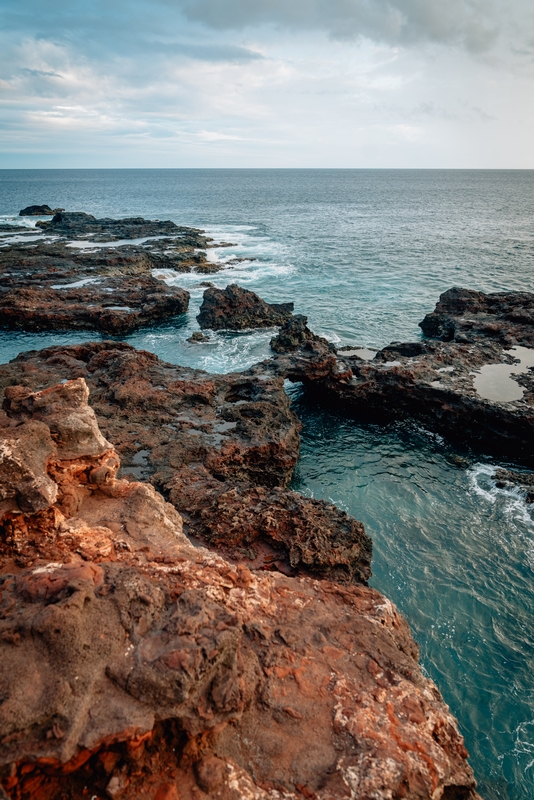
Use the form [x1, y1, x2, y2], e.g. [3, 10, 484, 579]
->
[0, 377, 481, 799]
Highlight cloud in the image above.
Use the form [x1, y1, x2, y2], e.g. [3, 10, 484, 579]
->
[21, 67, 63, 78]
[175, 0, 500, 52]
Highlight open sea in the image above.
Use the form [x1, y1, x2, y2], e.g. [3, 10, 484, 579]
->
[1, 168, 534, 799]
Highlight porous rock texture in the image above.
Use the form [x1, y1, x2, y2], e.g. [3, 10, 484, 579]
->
[0, 278, 190, 335]
[197, 284, 294, 331]
[270, 315, 332, 354]
[0, 341, 301, 495]
[419, 287, 534, 345]
[0, 377, 481, 799]
[269, 289, 534, 465]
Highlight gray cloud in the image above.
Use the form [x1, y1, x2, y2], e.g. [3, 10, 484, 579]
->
[176, 0, 500, 51]
[21, 68, 63, 78]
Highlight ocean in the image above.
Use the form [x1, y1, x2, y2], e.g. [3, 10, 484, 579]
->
[1, 168, 534, 799]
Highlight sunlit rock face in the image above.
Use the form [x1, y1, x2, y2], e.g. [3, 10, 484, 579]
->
[0, 377, 481, 799]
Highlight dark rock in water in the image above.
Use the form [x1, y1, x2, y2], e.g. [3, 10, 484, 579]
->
[19, 204, 64, 216]
[187, 331, 210, 343]
[35, 210, 204, 243]
[270, 313, 331, 353]
[0, 376, 481, 800]
[494, 467, 534, 503]
[420, 286, 534, 346]
[197, 284, 293, 330]
[0, 278, 190, 334]
[268, 288, 534, 465]
[168, 465, 372, 584]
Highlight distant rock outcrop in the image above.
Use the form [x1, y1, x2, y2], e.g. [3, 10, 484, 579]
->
[197, 284, 294, 330]
[19, 204, 64, 216]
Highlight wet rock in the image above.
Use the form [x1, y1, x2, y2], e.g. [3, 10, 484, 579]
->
[19, 205, 64, 216]
[0, 278, 190, 334]
[269, 290, 534, 465]
[35, 211, 194, 242]
[419, 286, 534, 346]
[197, 284, 294, 331]
[0, 380, 480, 800]
[167, 466, 372, 584]
[494, 467, 534, 503]
[186, 331, 210, 343]
[270, 314, 331, 353]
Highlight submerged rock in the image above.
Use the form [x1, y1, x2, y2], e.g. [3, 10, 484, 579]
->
[0, 377, 481, 800]
[198, 284, 294, 330]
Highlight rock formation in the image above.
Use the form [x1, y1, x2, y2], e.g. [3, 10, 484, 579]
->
[419, 286, 534, 345]
[270, 314, 332, 353]
[269, 289, 534, 465]
[19, 205, 64, 216]
[197, 285, 294, 331]
[0, 378, 481, 799]
[0, 278, 190, 335]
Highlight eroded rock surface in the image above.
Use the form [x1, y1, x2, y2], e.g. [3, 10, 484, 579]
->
[0, 342, 300, 494]
[0, 210, 255, 335]
[269, 289, 534, 465]
[419, 286, 534, 345]
[0, 379, 481, 800]
[0, 278, 190, 334]
[198, 284, 294, 331]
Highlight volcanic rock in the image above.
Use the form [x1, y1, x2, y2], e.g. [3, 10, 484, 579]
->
[0, 278, 190, 334]
[271, 314, 331, 353]
[269, 289, 534, 465]
[186, 331, 210, 343]
[35, 211, 196, 242]
[197, 284, 294, 331]
[0, 341, 301, 495]
[167, 465, 372, 584]
[19, 205, 64, 216]
[419, 286, 534, 346]
[0, 379, 481, 800]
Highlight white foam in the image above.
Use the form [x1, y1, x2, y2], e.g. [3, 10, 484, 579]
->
[51, 278, 101, 289]
[468, 464, 534, 528]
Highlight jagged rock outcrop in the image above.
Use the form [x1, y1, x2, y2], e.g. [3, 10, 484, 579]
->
[0, 278, 190, 334]
[0, 342, 301, 495]
[270, 314, 331, 353]
[197, 284, 294, 331]
[19, 205, 64, 216]
[35, 211, 195, 241]
[268, 289, 534, 465]
[419, 287, 534, 345]
[0, 378, 481, 800]
[167, 465, 372, 584]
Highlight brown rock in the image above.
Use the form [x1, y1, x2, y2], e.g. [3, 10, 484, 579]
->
[0, 379, 481, 799]
[197, 284, 294, 331]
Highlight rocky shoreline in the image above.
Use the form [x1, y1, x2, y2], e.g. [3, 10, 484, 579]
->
[3, 208, 528, 798]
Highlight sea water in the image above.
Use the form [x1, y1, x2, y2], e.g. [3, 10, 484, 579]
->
[1, 169, 534, 798]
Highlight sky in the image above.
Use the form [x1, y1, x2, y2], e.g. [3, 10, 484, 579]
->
[1, 0, 533, 168]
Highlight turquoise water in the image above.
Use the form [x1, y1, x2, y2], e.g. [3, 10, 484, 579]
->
[1, 169, 534, 798]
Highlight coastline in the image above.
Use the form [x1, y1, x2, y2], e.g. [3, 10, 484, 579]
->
[0, 184, 532, 796]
